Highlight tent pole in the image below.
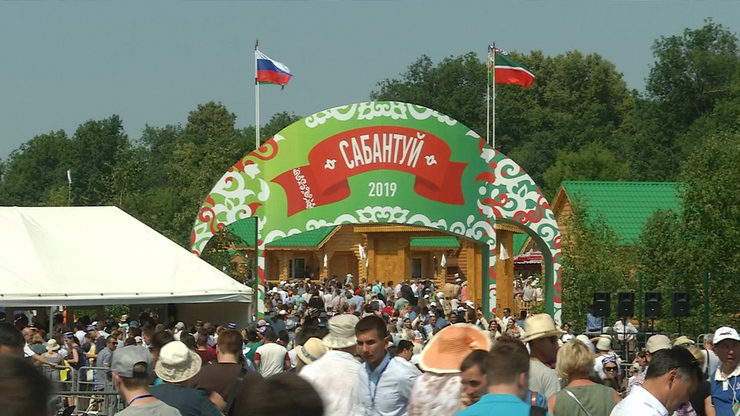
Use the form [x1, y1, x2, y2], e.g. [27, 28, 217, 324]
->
[49, 306, 54, 339]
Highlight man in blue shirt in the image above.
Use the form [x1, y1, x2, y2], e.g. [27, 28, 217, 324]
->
[356, 315, 418, 416]
[585, 306, 604, 333]
[457, 339, 549, 416]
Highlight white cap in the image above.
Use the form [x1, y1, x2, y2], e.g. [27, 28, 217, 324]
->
[465, 300, 474, 308]
[436, 292, 444, 297]
[714, 326, 740, 345]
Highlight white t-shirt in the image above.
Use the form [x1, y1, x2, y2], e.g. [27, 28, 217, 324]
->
[255, 342, 287, 377]
[300, 350, 363, 416]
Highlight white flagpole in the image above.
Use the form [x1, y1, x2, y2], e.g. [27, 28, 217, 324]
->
[486, 46, 491, 147]
[66, 169, 72, 205]
[254, 40, 260, 148]
[492, 43, 497, 149]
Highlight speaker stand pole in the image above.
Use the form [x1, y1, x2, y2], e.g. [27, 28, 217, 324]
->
[677, 317, 682, 336]
[622, 317, 628, 363]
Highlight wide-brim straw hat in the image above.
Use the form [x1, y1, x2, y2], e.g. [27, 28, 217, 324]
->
[155, 341, 202, 383]
[520, 313, 565, 342]
[296, 337, 329, 364]
[418, 323, 491, 374]
[46, 339, 60, 352]
[322, 314, 359, 349]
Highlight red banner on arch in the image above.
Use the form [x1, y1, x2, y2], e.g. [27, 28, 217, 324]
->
[271, 126, 467, 216]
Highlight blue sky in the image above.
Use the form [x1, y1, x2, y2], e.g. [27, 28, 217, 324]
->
[1, 1, 738, 160]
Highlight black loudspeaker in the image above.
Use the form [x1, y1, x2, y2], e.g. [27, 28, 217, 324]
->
[593, 292, 611, 317]
[672, 292, 690, 318]
[617, 292, 635, 318]
[645, 291, 662, 319]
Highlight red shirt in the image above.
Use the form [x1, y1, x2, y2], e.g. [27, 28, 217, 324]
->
[196, 347, 217, 365]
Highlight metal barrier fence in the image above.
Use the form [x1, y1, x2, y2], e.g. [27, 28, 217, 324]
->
[43, 365, 120, 415]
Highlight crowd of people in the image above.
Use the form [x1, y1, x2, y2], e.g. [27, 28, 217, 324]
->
[0, 276, 737, 416]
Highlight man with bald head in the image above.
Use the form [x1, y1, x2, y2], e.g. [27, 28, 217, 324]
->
[1, 323, 52, 365]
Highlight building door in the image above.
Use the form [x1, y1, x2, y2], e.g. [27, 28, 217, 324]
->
[289, 258, 306, 279]
[411, 258, 422, 279]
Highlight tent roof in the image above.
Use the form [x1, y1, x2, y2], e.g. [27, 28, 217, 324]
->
[0, 206, 252, 307]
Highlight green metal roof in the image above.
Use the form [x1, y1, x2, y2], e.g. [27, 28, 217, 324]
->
[562, 181, 682, 244]
[409, 236, 460, 248]
[267, 227, 336, 247]
[227, 219, 337, 248]
[226, 218, 258, 246]
[513, 233, 529, 255]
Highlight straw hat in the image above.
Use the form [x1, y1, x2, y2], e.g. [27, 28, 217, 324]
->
[322, 314, 359, 349]
[46, 339, 60, 352]
[296, 337, 329, 364]
[646, 334, 672, 353]
[596, 336, 612, 351]
[155, 341, 202, 383]
[673, 335, 695, 347]
[520, 313, 565, 342]
[418, 323, 491, 374]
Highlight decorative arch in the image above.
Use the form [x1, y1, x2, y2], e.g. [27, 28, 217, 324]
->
[191, 102, 562, 321]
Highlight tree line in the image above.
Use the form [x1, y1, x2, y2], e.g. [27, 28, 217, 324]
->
[0, 21, 737, 332]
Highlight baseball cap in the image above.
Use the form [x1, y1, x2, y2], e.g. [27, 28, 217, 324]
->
[111, 346, 153, 378]
[713, 327, 740, 345]
[646, 334, 672, 353]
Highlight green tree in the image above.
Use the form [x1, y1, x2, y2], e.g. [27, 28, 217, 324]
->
[637, 131, 740, 332]
[162, 102, 252, 246]
[646, 20, 740, 133]
[560, 200, 634, 330]
[68, 115, 129, 205]
[0, 130, 72, 205]
[624, 20, 740, 183]
[261, 111, 301, 141]
[103, 143, 147, 208]
[370, 51, 634, 186]
[371, 53, 487, 139]
[542, 142, 630, 198]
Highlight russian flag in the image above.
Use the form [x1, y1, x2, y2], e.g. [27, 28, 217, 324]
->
[255, 50, 292, 86]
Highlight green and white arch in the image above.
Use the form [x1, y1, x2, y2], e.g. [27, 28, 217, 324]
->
[191, 101, 562, 321]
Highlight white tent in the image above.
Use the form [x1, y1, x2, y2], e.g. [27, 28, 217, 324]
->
[0, 206, 251, 307]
